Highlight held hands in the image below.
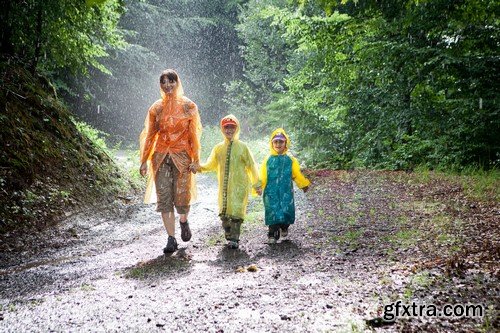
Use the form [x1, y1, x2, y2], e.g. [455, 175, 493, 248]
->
[139, 162, 148, 177]
[255, 187, 262, 196]
[189, 162, 201, 174]
[302, 186, 309, 193]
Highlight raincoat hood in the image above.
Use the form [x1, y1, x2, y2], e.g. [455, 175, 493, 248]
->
[220, 114, 241, 141]
[269, 128, 290, 155]
[159, 69, 184, 101]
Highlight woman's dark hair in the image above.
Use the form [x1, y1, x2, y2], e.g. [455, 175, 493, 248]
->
[160, 69, 178, 83]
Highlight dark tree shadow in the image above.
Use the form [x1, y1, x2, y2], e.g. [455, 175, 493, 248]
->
[123, 248, 193, 280]
[251, 238, 304, 262]
[216, 246, 251, 264]
[202, 245, 254, 272]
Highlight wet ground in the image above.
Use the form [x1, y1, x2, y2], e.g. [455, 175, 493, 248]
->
[0, 171, 497, 332]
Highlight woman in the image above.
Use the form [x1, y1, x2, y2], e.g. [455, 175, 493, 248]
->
[139, 69, 202, 253]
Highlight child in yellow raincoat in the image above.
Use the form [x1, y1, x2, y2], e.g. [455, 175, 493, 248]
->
[258, 128, 310, 244]
[193, 115, 261, 249]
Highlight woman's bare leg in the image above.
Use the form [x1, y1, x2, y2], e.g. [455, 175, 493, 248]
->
[161, 212, 175, 236]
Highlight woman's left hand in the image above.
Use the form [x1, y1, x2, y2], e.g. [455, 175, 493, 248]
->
[140, 162, 148, 177]
[189, 163, 199, 174]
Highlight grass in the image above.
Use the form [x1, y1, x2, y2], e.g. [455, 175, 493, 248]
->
[414, 165, 500, 202]
[410, 270, 433, 288]
[332, 229, 364, 249]
[460, 168, 500, 201]
[403, 270, 434, 300]
[436, 233, 456, 245]
[402, 201, 442, 215]
[346, 215, 358, 226]
[481, 304, 497, 333]
[384, 229, 421, 249]
[80, 283, 96, 292]
[116, 149, 146, 191]
[74, 119, 111, 154]
[337, 170, 353, 183]
[395, 229, 420, 246]
[1, 303, 17, 312]
[206, 233, 225, 246]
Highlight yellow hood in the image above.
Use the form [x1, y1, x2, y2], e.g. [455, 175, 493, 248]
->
[269, 128, 290, 155]
[220, 114, 241, 141]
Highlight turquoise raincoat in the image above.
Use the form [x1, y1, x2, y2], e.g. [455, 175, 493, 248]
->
[259, 128, 310, 226]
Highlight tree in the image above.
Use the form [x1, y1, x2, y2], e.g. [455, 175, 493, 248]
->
[62, 0, 247, 143]
[230, 0, 499, 169]
[0, 0, 125, 75]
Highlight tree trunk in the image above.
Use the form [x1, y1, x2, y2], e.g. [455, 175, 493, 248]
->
[0, 0, 14, 55]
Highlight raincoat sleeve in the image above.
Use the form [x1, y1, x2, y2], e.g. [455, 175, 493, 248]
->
[291, 155, 310, 189]
[200, 145, 219, 172]
[187, 100, 202, 163]
[244, 146, 261, 193]
[140, 105, 159, 164]
[259, 156, 270, 190]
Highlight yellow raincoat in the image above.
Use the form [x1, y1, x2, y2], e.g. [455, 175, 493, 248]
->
[200, 115, 260, 220]
[259, 128, 310, 226]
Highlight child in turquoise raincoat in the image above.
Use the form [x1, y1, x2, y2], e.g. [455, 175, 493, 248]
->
[257, 128, 310, 244]
[193, 115, 261, 249]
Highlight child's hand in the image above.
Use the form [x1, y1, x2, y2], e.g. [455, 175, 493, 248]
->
[189, 162, 200, 174]
[256, 187, 262, 196]
[302, 186, 309, 193]
[189, 163, 196, 174]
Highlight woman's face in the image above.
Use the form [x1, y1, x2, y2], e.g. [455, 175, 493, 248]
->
[161, 77, 177, 95]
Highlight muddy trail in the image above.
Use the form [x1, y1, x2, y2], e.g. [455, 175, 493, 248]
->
[0, 171, 497, 332]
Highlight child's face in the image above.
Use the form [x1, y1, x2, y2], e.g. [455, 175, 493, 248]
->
[272, 139, 286, 154]
[223, 125, 237, 140]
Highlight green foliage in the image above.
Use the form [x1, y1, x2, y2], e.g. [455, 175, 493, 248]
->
[74, 119, 110, 154]
[0, 0, 126, 75]
[62, 0, 247, 145]
[225, 0, 297, 134]
[200, 125, 268, 164]
[227, 0, 499, 170]
[200, 126, 223, 161]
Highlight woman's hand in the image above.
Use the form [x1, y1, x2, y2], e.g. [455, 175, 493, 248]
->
[140, 162, 148, 177]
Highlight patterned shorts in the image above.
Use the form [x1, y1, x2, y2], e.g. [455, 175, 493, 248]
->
[153, 153, 190, 214]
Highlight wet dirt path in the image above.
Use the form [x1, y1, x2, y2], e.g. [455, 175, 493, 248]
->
[0, 172, 494, 332]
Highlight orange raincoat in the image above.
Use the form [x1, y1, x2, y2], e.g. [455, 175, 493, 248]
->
[139, 74, 202, 204]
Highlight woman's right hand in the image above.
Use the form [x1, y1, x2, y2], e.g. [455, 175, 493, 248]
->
[140, 162, 148, 177]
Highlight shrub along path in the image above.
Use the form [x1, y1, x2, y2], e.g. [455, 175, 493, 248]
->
[0, 171, 497, 332]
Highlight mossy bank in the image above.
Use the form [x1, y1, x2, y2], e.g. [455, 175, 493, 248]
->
[0, 63, 137, 234]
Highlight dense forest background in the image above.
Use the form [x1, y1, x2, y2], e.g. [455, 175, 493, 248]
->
[1, 0, 498, 170]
